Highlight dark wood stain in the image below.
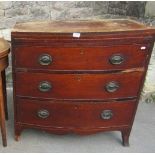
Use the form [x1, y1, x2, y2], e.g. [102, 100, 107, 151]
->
[17, 98, 136, 128]
[15, 72, 143, 100]
[11, 19, 155, 146]
[14, 44, 149, 71]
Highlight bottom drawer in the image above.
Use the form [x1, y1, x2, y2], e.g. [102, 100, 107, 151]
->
[16, 98, 136, 128]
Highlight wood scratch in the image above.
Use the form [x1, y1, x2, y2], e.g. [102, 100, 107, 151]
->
[121, 67, 145, 73]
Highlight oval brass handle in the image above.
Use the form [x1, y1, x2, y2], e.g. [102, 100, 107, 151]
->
[109, 54, 124, 65]
[39, 54, 52, 65]
[38, 81, 52, 92]
[37, 109, 50, 119]
[105, 81, 119, 93]
[101, 110, 113, 120]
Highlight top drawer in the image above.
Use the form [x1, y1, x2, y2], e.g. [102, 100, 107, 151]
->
[14, 44, 149, 71]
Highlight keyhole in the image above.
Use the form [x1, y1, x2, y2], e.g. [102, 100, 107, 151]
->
[74, 106, 78, 110]
[75, 75, 81, 82]
[77, 77, 81, 82]
[80, 49, 84, 55]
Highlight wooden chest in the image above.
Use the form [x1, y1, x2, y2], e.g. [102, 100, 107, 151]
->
[11, 19, 155, 146]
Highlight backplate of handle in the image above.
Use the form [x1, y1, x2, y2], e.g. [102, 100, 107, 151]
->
[101, 110, 113, 120]
[109, 54, 124, 65]
[37, 109, 50, 119]
[105, 81, 119, 93]
[39, 54, 52, 65]
[38, 81, 52, 92]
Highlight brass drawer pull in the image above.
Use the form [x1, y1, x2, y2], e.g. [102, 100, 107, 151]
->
[37, 109, 50, 119]
[101, 110, 113, 120]
[39, 54, 52, 65]
[109, 54, 124, 65]
[38, 81, 52, 92]
[105, 81, 119, 93]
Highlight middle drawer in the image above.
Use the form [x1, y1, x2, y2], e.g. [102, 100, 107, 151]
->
[15, 72, 143, 100]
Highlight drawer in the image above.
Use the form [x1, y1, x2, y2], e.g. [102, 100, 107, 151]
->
[15, 72, 143, 100]
[17, 98, 136, 128]
[14, 44, 149, 71]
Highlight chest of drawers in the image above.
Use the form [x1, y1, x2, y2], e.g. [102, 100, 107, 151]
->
[11, 19, 155, 146]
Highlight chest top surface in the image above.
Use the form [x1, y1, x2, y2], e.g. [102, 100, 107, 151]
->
[12, 19, 155, 34]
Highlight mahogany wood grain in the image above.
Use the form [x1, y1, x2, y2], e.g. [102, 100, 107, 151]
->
[0, 38, 9, 147]
[14, 44, 149, 71]
[16, 98, 136, 128]
[12, 35, 154, 48]
[11, 19, 155, 146]
[15, 72, 143, 100]
[2, 70, 8, 120]
[12, 20, 151, 33]
[14, 122, 130, 141]
[0, 72, 7, 147]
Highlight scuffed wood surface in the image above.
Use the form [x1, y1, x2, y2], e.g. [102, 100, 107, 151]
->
[0, 38, 10, 57]
[12, 19, 155, 33]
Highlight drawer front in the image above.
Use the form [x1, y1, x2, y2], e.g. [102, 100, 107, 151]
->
[17, 98, 136, 128]
[14, 44, 149, 71]
[15, 72, 143, 100]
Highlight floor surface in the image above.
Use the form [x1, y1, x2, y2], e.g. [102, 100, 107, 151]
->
[0, 88, 155, 153]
